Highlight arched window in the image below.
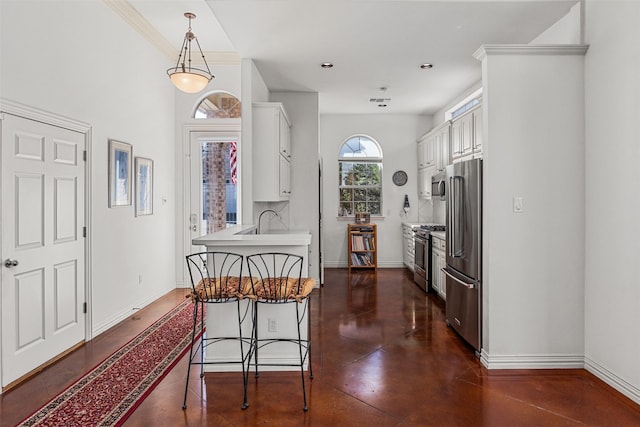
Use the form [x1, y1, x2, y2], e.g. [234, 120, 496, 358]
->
[338, 135, 382, 217]
[194, 92, 241, 119]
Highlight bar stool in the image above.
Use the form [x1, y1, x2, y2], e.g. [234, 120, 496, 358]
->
[245, 252, 315, 411]
[182, 251, 252, 410]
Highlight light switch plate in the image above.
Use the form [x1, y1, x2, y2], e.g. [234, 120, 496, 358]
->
[513, 197, 524, 213]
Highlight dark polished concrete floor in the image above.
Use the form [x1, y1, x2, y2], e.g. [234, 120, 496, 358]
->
[1, 268, 639, 426]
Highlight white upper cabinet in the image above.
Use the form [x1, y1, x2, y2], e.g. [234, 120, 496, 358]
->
[418, 167, 433, 200]
[417, 138, 433, 169]
[417, 122, 451, 199]
[451, 112, 472, 158]
[253, 102, 292, 201]
[433, 122, 450, 172]
[451, 104, 482, 163]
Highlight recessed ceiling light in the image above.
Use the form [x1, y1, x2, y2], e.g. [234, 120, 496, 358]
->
[320, 62, 334, 68]
[420, 63, 434, 70]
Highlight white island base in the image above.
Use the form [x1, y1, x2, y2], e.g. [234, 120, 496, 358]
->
[191, 225, 312, 372]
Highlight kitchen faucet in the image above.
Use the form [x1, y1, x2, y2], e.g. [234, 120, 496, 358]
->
[257, 209, 279, 234]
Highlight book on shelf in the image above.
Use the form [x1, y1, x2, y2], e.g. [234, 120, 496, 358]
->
[351, 235, 374, 251]
[350, 252, 373, 266]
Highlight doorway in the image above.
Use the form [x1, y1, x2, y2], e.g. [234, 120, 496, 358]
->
[189, 134, 240, 252]
[180, 124, 241, 272]
[0, 102, 90, 389]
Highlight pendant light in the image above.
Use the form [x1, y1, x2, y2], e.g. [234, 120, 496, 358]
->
[167, 12, 214, 93]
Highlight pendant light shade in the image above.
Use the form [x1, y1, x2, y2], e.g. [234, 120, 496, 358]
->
[167, 12, 214, 93]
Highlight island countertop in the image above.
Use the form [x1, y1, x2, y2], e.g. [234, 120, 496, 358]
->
[192, 224, 312, 247]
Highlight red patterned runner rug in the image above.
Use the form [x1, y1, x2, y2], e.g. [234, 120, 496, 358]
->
[18, 299, 201, 426]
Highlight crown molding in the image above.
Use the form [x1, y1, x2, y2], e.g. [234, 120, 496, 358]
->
[473, 44, 589, 61]
[102, 0, 240, 66]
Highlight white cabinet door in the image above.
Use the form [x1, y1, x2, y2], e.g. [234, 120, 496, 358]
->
[417, 137, 435, 170]
[279, 111, 292, 160]
[472, 105, 483, 153]
[402, 225, 415, 270]
[253, 102, 292, 201]
[459, 113, 473, 156]
[431, 250, 439, 294]
[435, 124, 450, 171]
[450, 119, 463, 158]
[417, 139, 427, 169]
[431, 236, 447, 300]
[279, 155, 291, 198]
[425, 136, 436, 168]
[451, 106, 481, 163]
[437, 252, 447, 299]
[418, 167, 433, 199]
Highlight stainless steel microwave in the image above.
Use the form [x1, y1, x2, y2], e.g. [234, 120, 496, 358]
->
[432, 172, 446, 200]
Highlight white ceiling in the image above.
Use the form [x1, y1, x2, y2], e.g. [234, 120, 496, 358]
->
[127, 0, 578, 115]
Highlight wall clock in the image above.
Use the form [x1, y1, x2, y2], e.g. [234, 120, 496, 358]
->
[392, 170, 408, 186]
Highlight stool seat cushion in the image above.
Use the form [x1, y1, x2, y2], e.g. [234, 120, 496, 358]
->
[250, 277, 316, 302]
[189, 276, 251, 301]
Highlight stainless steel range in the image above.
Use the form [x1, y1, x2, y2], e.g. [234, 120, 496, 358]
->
[413, 224, 445, 292]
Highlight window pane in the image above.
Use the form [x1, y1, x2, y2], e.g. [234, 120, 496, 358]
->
[339, 202, 353, 216]
[368, 202, 381, 215]
[366, 188, 380, 201]
[354, 188, 367, 201]
[339, 136, 382, 158]
[354, 202, 367, 213]
[339, 188, 353, 202]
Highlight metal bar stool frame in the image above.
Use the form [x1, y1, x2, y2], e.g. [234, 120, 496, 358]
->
[246, 252, 313, 411]
[182, 251, 253, 410]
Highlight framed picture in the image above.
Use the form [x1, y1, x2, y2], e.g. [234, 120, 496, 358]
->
[108, 140, 132, 207]
[135, 157, 153, 216]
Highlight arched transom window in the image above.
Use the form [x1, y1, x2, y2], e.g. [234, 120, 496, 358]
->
[338, 135, 382, 216]
[194, 92, 241, 119]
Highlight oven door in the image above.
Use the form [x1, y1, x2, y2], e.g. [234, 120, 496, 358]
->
[413, 234, 427, 290]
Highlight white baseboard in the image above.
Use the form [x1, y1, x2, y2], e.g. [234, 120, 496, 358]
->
[480, 349, 584, 369]
[585, 356, 640, 405]
[323, 261, 406, 268]
[91, 286, 175, 338]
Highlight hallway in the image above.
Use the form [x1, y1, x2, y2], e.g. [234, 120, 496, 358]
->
[2, 268, 639, 426]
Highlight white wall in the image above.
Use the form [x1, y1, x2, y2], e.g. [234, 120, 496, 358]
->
[240, 59, 270, 224]
[0, 1, 177, 335]
[584, 0, 640, 404]
[320, 114, 428, 268]
[530, 1, 582, 44]
[478, 45, 586, 365]
[270, 92, 321, 282]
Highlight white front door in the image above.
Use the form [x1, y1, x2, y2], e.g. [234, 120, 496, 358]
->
[1, 113, 86, 388]
[189, 132, 240, 254]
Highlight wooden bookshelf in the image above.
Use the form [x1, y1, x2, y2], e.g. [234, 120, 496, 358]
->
[347, 223, 377, 272]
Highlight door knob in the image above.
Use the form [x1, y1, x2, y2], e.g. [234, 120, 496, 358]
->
[4, 259, 19, 268]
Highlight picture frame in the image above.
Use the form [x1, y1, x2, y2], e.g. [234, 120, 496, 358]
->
[135, 157, 153, 216]
[108, 139, 132, 207]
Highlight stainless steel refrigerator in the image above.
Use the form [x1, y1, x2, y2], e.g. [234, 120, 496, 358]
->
[444, 158, 482, 352]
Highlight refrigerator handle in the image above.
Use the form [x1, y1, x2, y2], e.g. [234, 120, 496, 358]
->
[448, 176, 454, 257]
[442, 268, 475, 289]
[449, 176, 464, 257]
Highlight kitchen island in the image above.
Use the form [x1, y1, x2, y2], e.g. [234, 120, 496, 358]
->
[191, 225, 312, 372]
